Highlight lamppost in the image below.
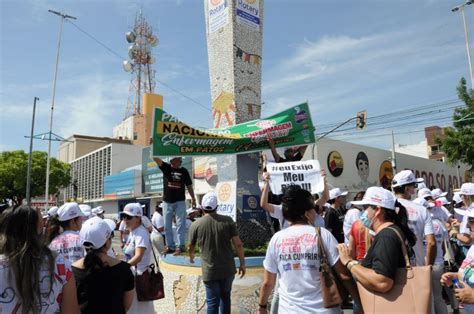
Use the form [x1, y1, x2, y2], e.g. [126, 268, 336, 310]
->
[44, 10, 76, 210]
[452, 1, 474, 90]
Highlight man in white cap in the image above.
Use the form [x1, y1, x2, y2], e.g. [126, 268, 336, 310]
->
[188, 191, 245, 313]
[325, 188, 348, 243]
[79, 204, 92, 222]
[452, 183, 474, 251]
[91, 206, 105, 219]
[392, 170, 436, 267]
[154, 156, 196, 256]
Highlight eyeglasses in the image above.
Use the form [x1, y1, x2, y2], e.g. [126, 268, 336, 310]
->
[122, 215, 134, 220]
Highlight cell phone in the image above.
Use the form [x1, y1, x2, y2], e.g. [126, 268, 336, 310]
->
[452, 278, 464, 289]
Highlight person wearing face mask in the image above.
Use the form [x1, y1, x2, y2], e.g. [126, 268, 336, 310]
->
[392, 170, 436, 267]
[258, 186, 361, 313]
[337, 187, 417, 294]
[47, 202, 86, 263]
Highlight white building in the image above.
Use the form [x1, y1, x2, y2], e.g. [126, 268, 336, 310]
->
[394, 140, 428, 159]
[64, 143, 144, 203]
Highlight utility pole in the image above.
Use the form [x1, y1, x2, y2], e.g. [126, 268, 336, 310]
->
[452, 1, 474, 89]
[391, 130, 397, 174]
[26, 97, 39, 206]
[44, 10, 76, 210]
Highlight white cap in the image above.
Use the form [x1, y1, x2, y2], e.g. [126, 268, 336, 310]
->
[47, 206, 59, 216]
[186, 208, 198, 215]
[417, 188, 433, 199]
[413, 197, 435, 208]
[453, 192, 463, 204]
[352, 186, 396, 210]
[417, 181, 427, 190]
[431, 188, 447, 199]
[121, 202, 143, 217]
[57, 202, 85, 222]
[392, 170, 424, 187]
[79, 204, 92, 217]
[437, 197, 450, 206]
[103, 218, 116, 232]
[202, 192, 218, 210]
[329, 188, 348, 200]
[80, 216, 112, 249]
[460, 183, 474, 196]
[455, 205, 474, 218]
[91, 206, 104, 216]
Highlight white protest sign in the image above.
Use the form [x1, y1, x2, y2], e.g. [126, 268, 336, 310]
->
[216, 181, 237, 221]
[267, 160, 324, 195]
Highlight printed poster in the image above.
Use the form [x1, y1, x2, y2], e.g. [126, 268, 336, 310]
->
[236, 0, 260, 31]
[208, 0, 229, 33]
[216, 181, 237, 221]
[267, 160, 324, 195]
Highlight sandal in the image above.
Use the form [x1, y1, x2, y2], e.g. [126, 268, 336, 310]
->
[172, 248, 182, 256]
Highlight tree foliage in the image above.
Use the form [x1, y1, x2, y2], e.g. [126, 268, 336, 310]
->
[438, 78, 474, 170]
[0, 150, 71, 206]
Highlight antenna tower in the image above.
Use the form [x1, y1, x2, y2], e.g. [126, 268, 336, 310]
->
[123, 11, 158, 119]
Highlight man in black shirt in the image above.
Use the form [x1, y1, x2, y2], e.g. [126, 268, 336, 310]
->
[154, 156, 196, 255]
[325, 187, 347, 243]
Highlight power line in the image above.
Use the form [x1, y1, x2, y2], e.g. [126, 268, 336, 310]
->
[66, 20, 212, 113]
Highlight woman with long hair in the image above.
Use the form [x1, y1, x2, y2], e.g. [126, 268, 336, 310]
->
[47, 202, 85, 263]
[337, 186, 417, 293]
[0, 206, 79, 313]
[121, 203, 154, 314]
[257, 186, 361, 313]
[72, 216, 135, 313]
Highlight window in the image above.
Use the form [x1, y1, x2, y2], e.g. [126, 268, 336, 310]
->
[133, 132, 138, 140]
[430, 145, 439, 155]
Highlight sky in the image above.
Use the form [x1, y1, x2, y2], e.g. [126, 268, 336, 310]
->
[1, 0, 473, 156]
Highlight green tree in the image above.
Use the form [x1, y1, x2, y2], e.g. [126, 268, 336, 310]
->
[0, 150, 71, 206]
[438, 78, 474, 170]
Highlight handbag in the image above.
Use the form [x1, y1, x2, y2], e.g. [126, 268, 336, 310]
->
[316, 226, 345, 308]
[356, 227, 432, 314]
[135, 237, 165, 301]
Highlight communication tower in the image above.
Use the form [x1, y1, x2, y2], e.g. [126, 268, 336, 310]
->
[122, 11, 158, 119]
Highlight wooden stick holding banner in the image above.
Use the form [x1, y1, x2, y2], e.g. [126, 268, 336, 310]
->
[266, 160, 324, 195]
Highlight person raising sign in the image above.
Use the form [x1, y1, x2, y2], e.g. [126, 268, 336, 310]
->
[267, 136, 307, 163]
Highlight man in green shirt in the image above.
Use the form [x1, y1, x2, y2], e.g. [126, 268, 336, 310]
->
[188, 191, 246, 314]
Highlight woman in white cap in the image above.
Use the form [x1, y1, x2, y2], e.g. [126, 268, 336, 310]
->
[0, 206, 80, 313]
[72, 216, 135, 313]
[121, 202, 154, 313]
[451, 183, 474, 257]
[441, 185, 474, 313]
[91, 206, 105, 219]
[47, 202, 86, 263]
[337, 187, 417, 294]
[258, 186, 361, 313]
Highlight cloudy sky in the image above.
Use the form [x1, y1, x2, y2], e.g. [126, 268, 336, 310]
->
[1, 0, 473, 155]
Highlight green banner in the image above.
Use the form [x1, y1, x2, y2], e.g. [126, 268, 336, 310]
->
[152, 102, 315, 156]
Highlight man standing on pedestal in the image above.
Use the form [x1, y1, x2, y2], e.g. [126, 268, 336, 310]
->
[154, 156, 196, 256]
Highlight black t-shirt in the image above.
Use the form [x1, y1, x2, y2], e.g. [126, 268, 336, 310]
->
[324, 207, 345, 243]
[278, 151, 303, 163]
[159, 162, 192, 203]
[361, 226, 407, 280]
[72, 261, 134, 314]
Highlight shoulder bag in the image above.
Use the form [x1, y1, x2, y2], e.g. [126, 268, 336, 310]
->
[316, 226, 346, 308]
[356, 227, 432, 314]
[135, 237, 165, 301]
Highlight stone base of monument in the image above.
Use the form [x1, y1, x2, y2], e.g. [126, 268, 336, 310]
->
[152, 255, 268, 313]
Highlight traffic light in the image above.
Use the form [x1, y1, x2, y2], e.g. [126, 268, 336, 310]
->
[356, 111, 367, 130]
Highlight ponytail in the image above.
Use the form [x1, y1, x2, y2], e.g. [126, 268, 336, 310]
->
[385, 201, 417, 247]
[83, 243, 106, 274]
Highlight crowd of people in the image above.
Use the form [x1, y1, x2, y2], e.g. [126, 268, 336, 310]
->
[0, 145, 473, 314]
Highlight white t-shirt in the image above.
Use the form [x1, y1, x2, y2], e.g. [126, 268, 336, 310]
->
[49, 230, 84, 263]
[343, 208, 361, 244]
[459, 205, 474, 236]
[429, 206, 449, 223]
[263, 225, 340, 313]
[398, 198, 434, 266]
[123, 225, 151, 275]
[0, 253, 73, 313]
[270, 204, 324, 229]
[151, 211, 165, 235]
[141, 216, 153, 231]
[423, 218, 448, 266]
